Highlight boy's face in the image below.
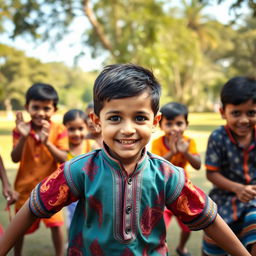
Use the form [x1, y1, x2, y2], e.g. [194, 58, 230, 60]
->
[220, 99, 256, 139]
[26, 100, 56, 128]
[160, 115, 188, 138]
[91, 92, 161, 165]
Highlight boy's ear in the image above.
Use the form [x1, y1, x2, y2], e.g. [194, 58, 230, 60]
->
[219, 107, 226, 119]
[153, 112, 162, 127]
[89, 112, 101, 133]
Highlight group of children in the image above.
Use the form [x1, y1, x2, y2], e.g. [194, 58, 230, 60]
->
[0, 64, 255, 256]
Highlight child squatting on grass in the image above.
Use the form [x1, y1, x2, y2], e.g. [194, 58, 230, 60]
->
[202, 77, 256, 256]
[0, 64, 252, 256]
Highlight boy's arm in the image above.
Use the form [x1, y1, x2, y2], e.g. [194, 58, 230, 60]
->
[11, 136, 27, 163]
[204, 214, 251, 256]
[0, 200, 38, 256]
[182, 151, 201, 170]
[207, 171, 256, 202]
[0, 155, 18, 204]
[40, 120, 67, 163]
[45, 142, 67, 163]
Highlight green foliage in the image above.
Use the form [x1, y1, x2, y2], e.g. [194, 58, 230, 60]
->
[0, 44, 96, 111]
[1, 0, 256, 111]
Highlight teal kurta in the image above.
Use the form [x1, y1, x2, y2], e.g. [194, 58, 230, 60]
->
[30, 144, 217, 255]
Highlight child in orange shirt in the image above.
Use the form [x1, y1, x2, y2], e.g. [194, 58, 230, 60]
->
[11, 83, 68, 256]
[151, 102, 201, 256]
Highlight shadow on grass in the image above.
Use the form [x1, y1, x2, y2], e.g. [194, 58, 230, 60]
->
[189, 124, 219, 132]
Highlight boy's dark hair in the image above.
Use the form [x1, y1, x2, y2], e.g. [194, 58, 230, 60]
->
[63, 109, 87, 125]
[26, 83, 59, 108]
[221, 76, 256, 108]
[93, 64, 161, 116]
[160, 102, 188, 124]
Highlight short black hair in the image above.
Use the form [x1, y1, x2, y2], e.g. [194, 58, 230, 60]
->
[93, 64, 161, 116]
[221, 77, 256, 109]
[160, 102, 188, 124]
[26, 83, 59, 108]
[63, 109, 87, 125]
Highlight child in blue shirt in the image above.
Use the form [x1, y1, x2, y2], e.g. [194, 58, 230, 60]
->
[0, 65, 252, 256]
[203, 76, 256, 256]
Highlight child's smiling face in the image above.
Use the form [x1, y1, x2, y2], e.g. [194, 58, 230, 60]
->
[26, 99, 56, 128]
[91, 92, 161, 166]
[220, 99, 256, 140]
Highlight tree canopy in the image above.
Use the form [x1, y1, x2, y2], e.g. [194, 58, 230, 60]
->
[1, 0, 256, 111]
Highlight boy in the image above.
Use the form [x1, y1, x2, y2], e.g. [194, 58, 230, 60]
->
[151, 102, 201, 256]
[203, 76, 256, 256]
[0, 65, 251, 256]
[10, 83, 68, 256]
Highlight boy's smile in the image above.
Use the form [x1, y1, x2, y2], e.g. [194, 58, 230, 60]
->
[92, 92, 161, 171]
[220, 99, 256, 142]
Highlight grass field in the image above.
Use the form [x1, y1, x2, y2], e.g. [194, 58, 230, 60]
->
[0, 112, 224, 256]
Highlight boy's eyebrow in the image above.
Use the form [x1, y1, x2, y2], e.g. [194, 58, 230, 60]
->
[105, 110, 150, 115]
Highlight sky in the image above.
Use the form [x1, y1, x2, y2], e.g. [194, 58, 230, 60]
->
[2, 1, 249, 72]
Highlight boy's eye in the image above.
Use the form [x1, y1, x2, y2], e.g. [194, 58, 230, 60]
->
[68, 127, 75, 132]
[247, 110, 256, 117]
[109, 116, 120, 122]
[32, 106, 40, 111]
[43, 107, 52, 112]
[135, 116, 147, 122]
[176, 121, 184, 126]
[231, 111, 240, 117]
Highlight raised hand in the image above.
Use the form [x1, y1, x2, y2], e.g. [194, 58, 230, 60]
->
[15, 112, 30, 137]
[38, 120, 50, 144]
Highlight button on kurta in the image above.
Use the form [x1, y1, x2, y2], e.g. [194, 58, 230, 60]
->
[126, 206, 132, 214]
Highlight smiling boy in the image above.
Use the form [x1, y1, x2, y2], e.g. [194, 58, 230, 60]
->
[11, 83, 68, 256]
[203, 77, 256, 256]
[0, 65, 252, 256]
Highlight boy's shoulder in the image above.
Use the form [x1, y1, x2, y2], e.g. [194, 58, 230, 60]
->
[209, 125, 226, 139]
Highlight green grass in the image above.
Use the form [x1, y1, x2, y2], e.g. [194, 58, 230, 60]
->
[0, 112, 224, 255]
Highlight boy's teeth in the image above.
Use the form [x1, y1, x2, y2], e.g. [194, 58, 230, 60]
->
[120, 140, 135, 144]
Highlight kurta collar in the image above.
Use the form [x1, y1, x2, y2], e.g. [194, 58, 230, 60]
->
[101, 142, 148, 175]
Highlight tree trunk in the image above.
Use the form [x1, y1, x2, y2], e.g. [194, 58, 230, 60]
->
[4, 98, 14, 120]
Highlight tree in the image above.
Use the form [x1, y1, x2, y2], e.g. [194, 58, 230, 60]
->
[199, 0, 256, 17]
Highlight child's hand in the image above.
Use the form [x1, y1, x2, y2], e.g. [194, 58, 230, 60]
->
[176, 133, 189, 154]
[15, 112, 30, 137]
[39, 120, 50, 144]
[168, 131, 178, 155]
[2, 185, 19, 205]
[236, 185, 256, 203]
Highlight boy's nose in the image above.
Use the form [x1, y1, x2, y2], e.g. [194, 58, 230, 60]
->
[120, 121, 136, 134]
[240, 115, 249, 123]
[37, 109, 45, 116]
